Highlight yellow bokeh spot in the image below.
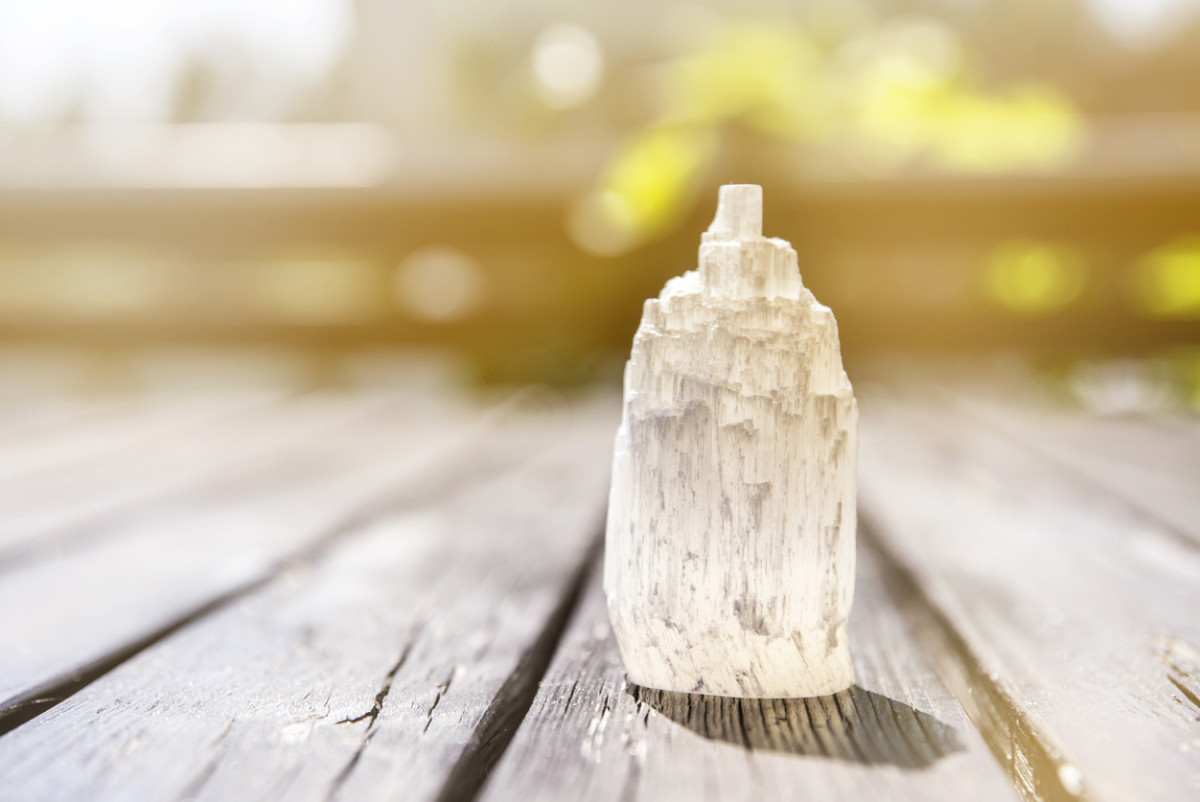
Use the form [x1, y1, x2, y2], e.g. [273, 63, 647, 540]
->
[578, 125, 717, 253]
[930, 85, 1083, 172]
[838, 20, 1081, 173]
[1135, 238, 1200, 318]
[573, 15, 1086, 253]
[982, 241, 1087, 314]
[664, 23, 824, 137]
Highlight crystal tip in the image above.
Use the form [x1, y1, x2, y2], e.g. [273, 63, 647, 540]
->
[706, 184, 763, 242]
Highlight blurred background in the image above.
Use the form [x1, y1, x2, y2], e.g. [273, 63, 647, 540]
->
[1, 0, 1199, 408]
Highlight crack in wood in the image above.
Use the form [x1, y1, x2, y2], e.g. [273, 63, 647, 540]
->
[423, 671, 454, 734]
[431, 534, 601, 802]
[562, 680, 579, 715]
[0, 408, 537, 739]
[325, 641, 415, 801]
[335, 640, 414, 730]
[1168, 676, 1200, 715]
[1159, 637, 1200, 718]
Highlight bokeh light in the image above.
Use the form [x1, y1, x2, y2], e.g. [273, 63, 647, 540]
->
[531, 24, 604, 110]
[0, 245, 171, 321]
[569, 126, 716, 257]
[1135, 238, 1200, 318]
[0, 0, 1194, 390]
[982, 241, 1088, 315]
[576, 14, 1086, 254]
[393, 247, 486, 323]
[256, 257, 381, 324]
[0, 0, 352, 123]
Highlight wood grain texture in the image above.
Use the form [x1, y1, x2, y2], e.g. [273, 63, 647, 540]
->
[2, 383, 1191, 802]
[0, 391, 417, 564]
[0, 399, 112, 442]
[953, 395, 1200, 550]
[479, 542, 1017, 802]
[858, 393, 1200, 802]
[0, 392, 578, 725]
[0, 395, 266, 484]
[0, 398, 617, 802]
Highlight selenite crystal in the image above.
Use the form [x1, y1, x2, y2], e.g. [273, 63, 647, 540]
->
[605, 184, 858, 699]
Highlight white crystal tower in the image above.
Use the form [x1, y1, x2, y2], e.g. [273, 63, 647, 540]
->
[605, 184, 858, 699]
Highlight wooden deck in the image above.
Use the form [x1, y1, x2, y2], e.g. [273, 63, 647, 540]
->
[0, 381, 1197, 801]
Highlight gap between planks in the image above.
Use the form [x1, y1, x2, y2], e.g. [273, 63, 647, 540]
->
[478, 527, 1019, 802]
[8, 387, 1188, 802]
[858, 518, 1085, 802]
[858, 391, 1200, 802]
[0, 398, 616, 802]
[0, 392, 610, 736]
[482, 391, 1200, 802]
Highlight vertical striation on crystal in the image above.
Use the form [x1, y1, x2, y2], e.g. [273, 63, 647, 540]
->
[605, 184, 858, 699]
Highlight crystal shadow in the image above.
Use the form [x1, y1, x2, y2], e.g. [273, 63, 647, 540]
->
[629, 683, 962, 769]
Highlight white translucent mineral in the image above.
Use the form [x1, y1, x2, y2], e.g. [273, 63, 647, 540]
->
[605, 184, 858, 699]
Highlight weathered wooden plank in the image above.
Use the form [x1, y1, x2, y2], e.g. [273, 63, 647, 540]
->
[479, 540, 1018, 801]
[0, 395, 269, 484]
[0, 392, 571, 724]
[953, 395, 1200, 550]
[0, 391, 410, 562]
[857, 394, 1200, 802]
[0, 398, 617, 802]
[0, 399, 107, 441]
